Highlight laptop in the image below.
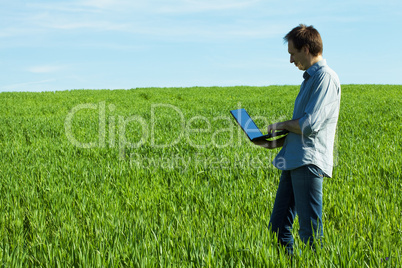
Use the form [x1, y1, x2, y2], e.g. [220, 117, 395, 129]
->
[230, 108, 289, 142]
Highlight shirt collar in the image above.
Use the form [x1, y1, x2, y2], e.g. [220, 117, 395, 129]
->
[303, 59, 326, 80]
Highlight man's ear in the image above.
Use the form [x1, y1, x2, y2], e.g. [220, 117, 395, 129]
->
[302, 45, 309, 55]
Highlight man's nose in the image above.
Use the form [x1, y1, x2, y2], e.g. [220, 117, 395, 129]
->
[290, 56, 294, 63]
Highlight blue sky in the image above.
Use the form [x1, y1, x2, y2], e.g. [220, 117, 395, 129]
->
[1, 0, 401, 92]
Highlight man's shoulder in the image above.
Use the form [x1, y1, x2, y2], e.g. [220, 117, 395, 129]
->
[308, 60, 337, 77]
[313, 63, 340, 86]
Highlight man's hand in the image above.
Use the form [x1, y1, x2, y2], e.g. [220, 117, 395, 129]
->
[252, 136, 286, 149]
[267, 119, 302, 135]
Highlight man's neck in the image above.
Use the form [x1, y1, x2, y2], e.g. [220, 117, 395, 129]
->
[306, 55, 323, 69]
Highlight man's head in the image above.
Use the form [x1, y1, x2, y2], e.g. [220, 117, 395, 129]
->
[284, 24, 323, 70]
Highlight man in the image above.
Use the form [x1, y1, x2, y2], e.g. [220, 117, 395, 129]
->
[253, 24, 341, 254]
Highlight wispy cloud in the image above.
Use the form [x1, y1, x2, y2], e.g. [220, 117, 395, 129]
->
[81, 0, 145, 10]
[2, 0, 281, 42]
[156, 0, 262, 13]
[42, 20, 128, 31]
[0, 79, 56, 92]
[27, 65, 66, 74]
[16, 4, 128, 32]
[79, 0, 262, 13]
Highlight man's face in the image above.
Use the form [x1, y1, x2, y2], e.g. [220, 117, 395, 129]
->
[288, 41, 308, 71]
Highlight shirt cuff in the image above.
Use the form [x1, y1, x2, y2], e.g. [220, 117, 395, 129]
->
[299, 114, 314, 136]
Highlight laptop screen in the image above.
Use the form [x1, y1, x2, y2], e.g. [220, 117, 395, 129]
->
[230, 108, 263, 140]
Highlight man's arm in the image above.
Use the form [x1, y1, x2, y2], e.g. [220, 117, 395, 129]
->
[252, 118, 301, 149]
[267, 119, 302, 135]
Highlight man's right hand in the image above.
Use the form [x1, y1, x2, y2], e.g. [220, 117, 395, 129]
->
[252, 136, 286, 149]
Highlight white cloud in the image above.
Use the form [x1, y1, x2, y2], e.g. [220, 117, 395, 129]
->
[1, 0, 281, 42]
[45, 20, 128, 31]
[81, 0, 144, 10]
[79, 0, 262, 13]
[156, 0, 262, 13]
[0, 79, 56, 92]
[27, 65, 65, 74]
[12, 2, 280, 40]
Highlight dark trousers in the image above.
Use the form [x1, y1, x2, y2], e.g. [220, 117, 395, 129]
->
[269, 165, 324, 254]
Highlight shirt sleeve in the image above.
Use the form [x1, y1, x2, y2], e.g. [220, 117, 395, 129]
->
[298, 71, 340, 137]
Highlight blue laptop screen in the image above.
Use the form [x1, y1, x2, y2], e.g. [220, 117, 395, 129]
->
[230, 108, 263, 140]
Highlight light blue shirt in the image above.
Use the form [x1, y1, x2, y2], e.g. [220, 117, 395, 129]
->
[273, 59, 341, 177]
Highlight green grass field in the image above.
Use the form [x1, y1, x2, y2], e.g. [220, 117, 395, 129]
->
[0, 85, 401, 267]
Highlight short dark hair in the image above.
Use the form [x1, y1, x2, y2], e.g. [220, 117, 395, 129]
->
[284, 24, 323, 56]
